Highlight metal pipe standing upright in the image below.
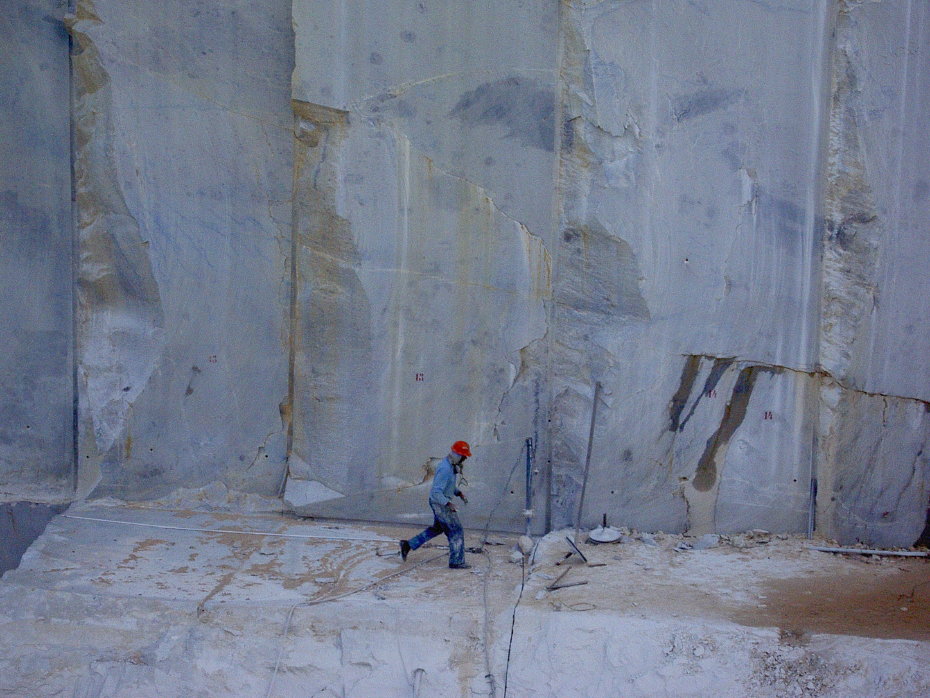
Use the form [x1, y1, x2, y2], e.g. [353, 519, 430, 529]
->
[574, 381, 602, 544]
[525, 437, 534, 536]
[806, 432, 818, 539]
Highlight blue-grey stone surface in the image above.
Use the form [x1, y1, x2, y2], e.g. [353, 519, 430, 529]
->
[69, 0, 293, 498]
[0, 0, 73, 502]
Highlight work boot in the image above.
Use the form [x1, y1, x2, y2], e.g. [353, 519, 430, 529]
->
[449, 562, 471, 569]
[400, 540, 410, 561]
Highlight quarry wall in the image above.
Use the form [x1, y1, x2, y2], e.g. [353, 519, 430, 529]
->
[1, 0, 927, 546]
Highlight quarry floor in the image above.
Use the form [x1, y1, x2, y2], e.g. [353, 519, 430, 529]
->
[1, 501, 929, 697]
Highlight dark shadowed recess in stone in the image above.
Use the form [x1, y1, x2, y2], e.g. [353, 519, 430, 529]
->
[914, 180, 929, 203]
[671, 88, 743, 122]
[557, 222, 651, 321]
[669, 356, 701, 432]
[916, 497, 930, 548]
[450, 77, 555, 152]
[0, 190, 52, 258]
[692, 366, 778, 492]
[0, 502, 68, 575]
[678, 358, 735, 433]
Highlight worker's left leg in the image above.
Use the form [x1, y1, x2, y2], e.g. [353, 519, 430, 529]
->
[407, 517, 444, 552]
[431, 502, 465, 567]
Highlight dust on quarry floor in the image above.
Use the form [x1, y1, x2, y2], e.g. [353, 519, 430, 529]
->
[1, 500, 928, 697]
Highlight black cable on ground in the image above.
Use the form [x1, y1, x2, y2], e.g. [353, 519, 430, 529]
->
[481, 549, 498, 698]
[476, 439, 530, 698]
[502, 545, 530, 698]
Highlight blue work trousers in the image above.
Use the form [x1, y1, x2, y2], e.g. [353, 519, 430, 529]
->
[408, 501, 464, 567]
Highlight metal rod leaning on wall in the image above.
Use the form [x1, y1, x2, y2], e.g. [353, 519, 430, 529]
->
[574, 381, 602, 545]
[525, 437, 534, 536]
[806, 477, 817, 539]
[806, 431, 818, 539]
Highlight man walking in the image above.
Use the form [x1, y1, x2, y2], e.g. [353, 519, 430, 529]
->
[400, 441, 472, 569]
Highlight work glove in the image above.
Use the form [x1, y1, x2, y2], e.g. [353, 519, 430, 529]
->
[457, 492, 468, 504]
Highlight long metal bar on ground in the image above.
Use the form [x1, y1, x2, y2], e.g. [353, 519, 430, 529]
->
[547, 566, 572, 590]
[549, 580, 588, 591]
[810, 546, 929, 558]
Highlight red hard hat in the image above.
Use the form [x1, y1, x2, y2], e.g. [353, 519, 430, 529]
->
[451, 440, 472, 458]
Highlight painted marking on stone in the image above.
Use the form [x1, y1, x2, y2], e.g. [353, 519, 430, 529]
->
[764, 411, 774, 420]
[415, 373, 424, 382]
[208, 355, 218, 364]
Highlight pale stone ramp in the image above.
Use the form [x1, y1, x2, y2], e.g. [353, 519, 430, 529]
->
[2, 502, 928, 696]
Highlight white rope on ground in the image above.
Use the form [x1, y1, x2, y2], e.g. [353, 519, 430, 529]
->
[264, 553, 446, 698]
[61, 514, 395, 543]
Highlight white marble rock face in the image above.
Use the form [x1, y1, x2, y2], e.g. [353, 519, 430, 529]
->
[287, 0, 558, 530]
[68, 0, 294, 498]
[816, 2, 930, 546]
[286, 0, 929, 545]
[1, 1, 927, 546]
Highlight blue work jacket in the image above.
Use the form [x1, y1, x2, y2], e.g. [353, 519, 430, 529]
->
[429, 457, 461, 506]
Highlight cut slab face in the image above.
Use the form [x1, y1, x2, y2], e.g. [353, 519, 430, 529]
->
[288, 1, 557, 529]
[819, 386, 930, 548]
[70, 0, 294, 498]
[815, 2, 930, 546]
[0, 1, 73, 501]
[822, 1, 930, 403]
[549, 0, 830, 532]
[286, 0, 930, 544]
